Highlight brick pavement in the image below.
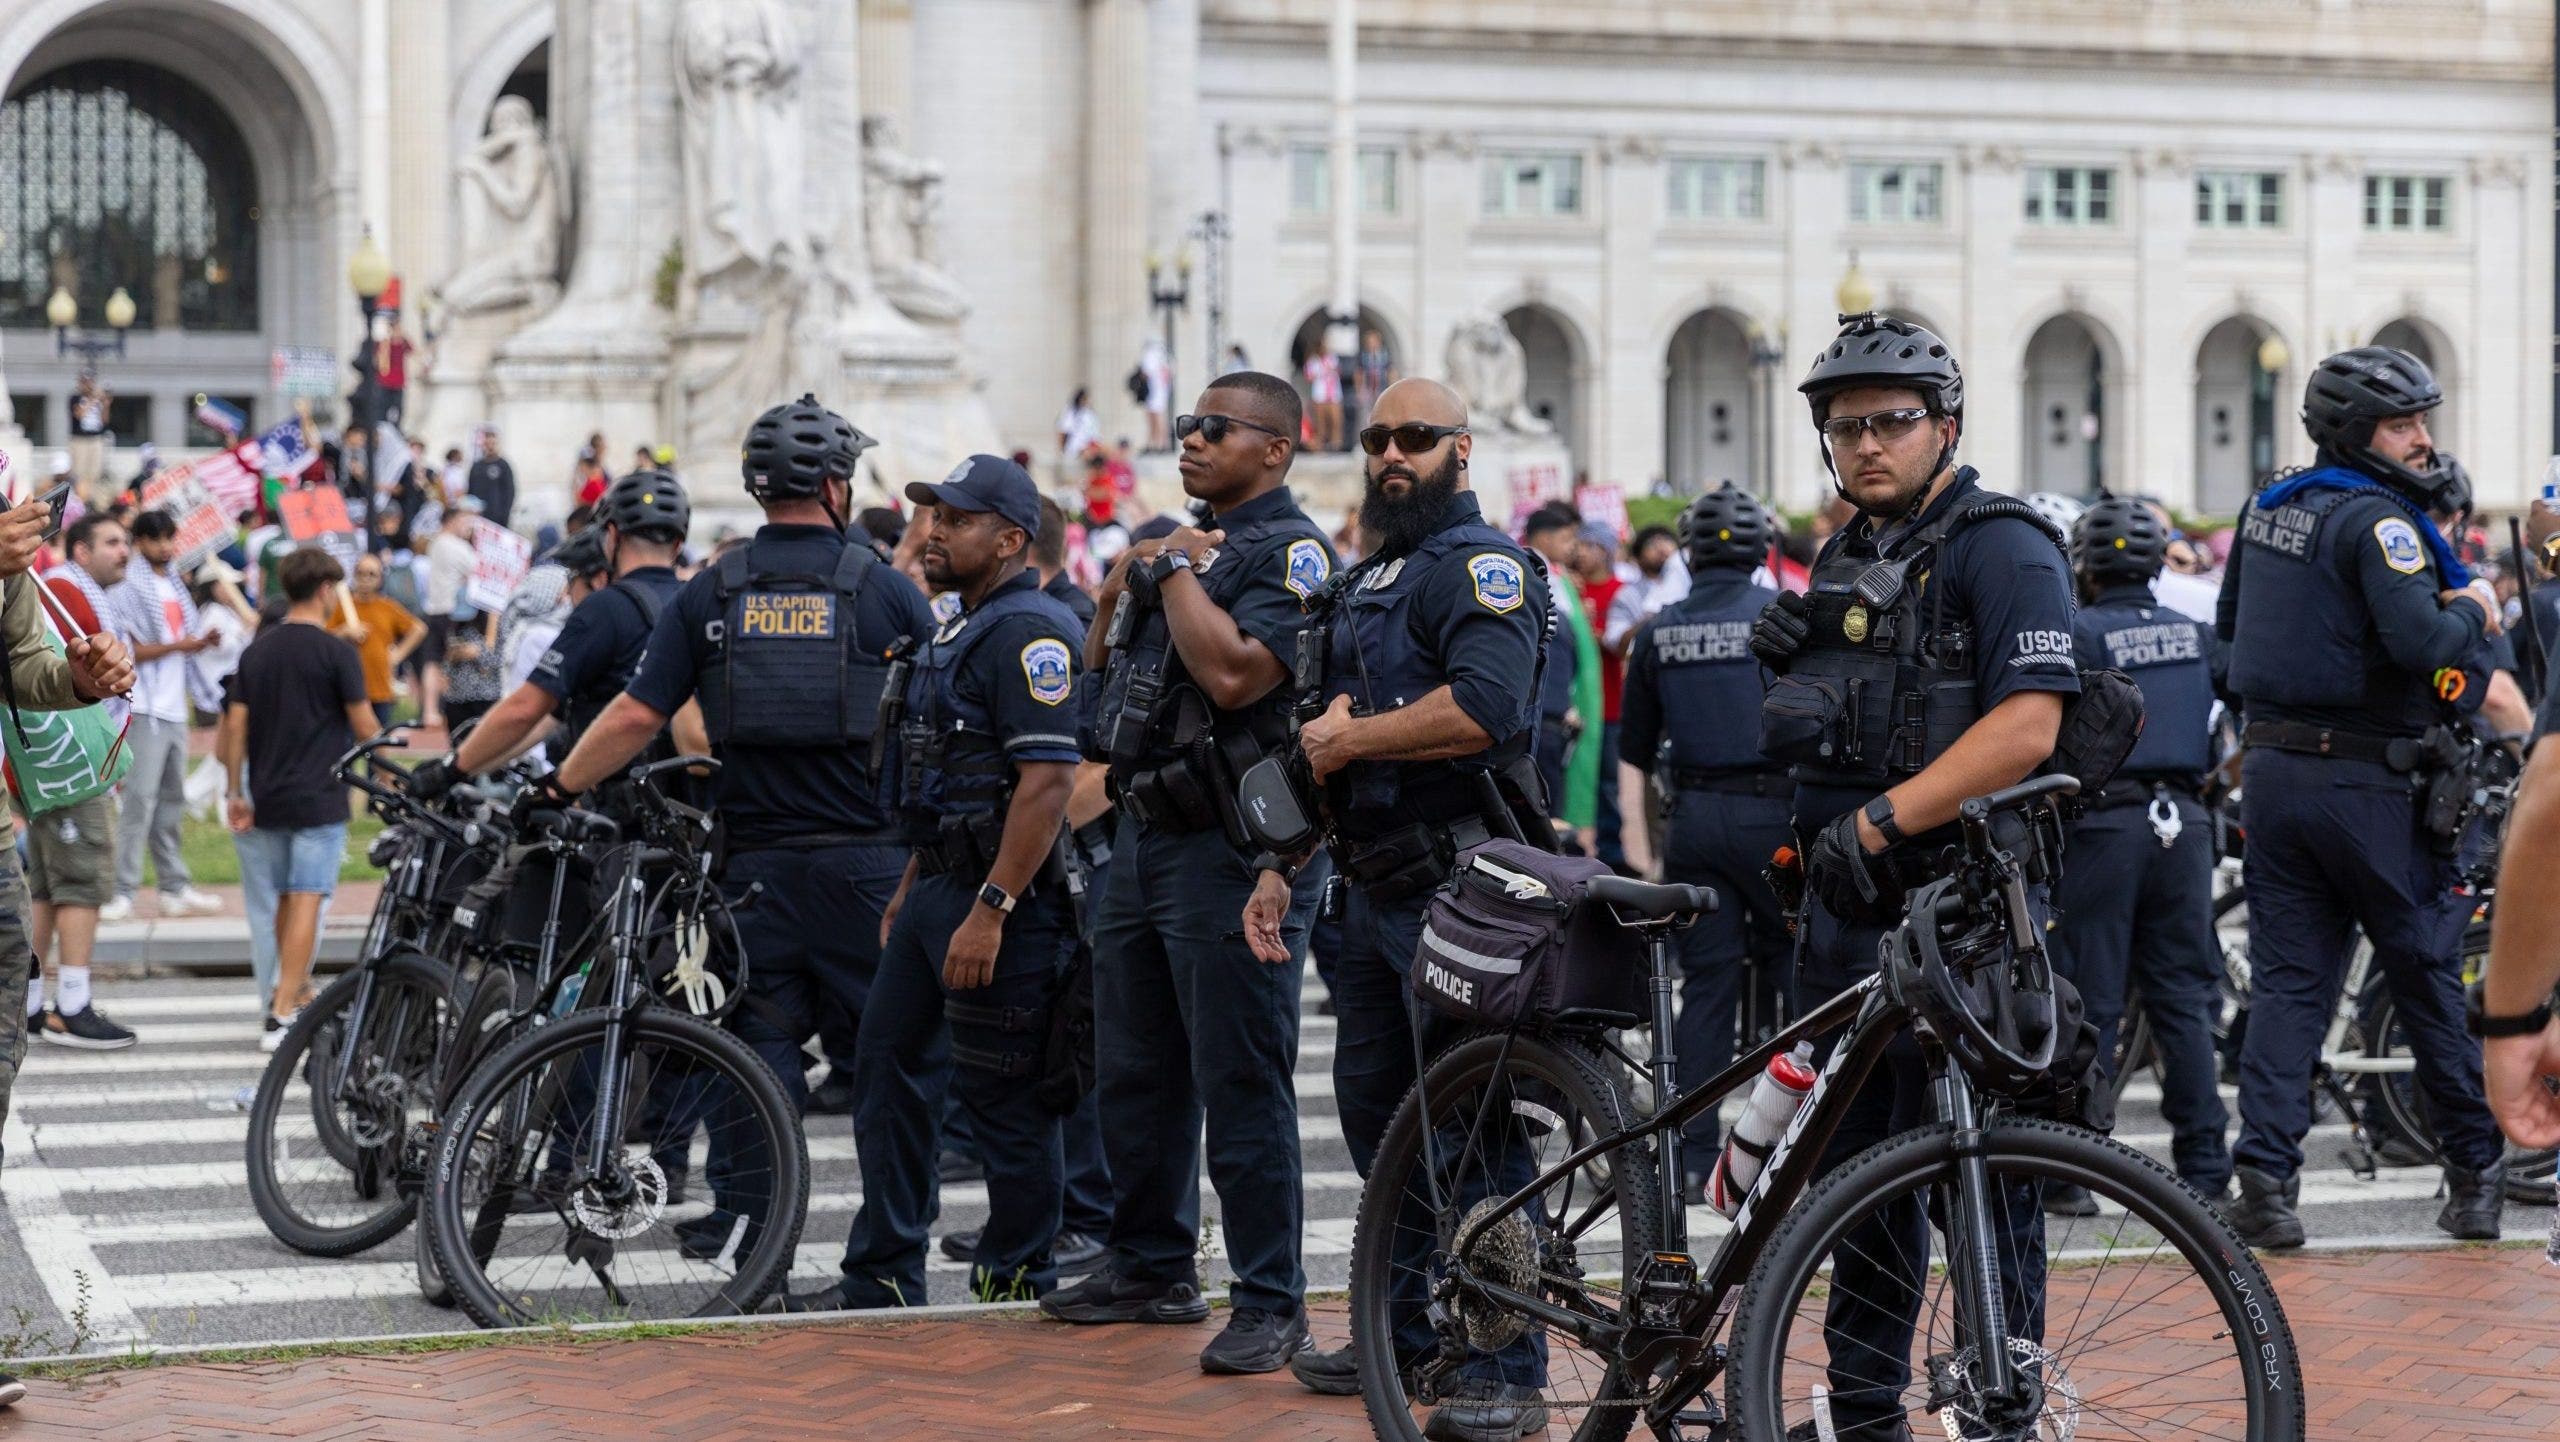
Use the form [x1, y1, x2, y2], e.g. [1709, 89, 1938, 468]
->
[10, 1246, 2560, 1440]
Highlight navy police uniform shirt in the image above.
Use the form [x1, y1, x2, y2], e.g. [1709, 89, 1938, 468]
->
[1043, 569, 1098, 630]
[1199, 484, 1335, 668]
[628, 523, 937, 848]
[1536, 590, 1579, 720]
[2074, 584, 2218, 780]
[1620, 571, 1778, 777]
[900, 569, 1086, 827]
[1794, 472, 2080, 832]
[528, 565, 682, 713]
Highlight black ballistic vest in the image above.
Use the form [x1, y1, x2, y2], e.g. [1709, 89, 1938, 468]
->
[698, 540, 895, 749]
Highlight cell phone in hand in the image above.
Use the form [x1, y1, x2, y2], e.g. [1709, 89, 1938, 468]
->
[33, 480, 73, 540]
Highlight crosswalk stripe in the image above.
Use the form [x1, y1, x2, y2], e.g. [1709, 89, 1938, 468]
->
[17, 1049, 272, 1077]
[63, 994, 268, 1020]
[0, 1112, 147, 1341]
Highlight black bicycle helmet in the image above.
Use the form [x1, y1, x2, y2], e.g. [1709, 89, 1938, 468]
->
[740, 393, 877, 502]
[2070, 496, 2168, 587]
[2301, 345, 2448, 504]
[1677, 481, 1771, 572]
[2429, 451, 2473, 521]
[1882, 877, 2060, 1093]
[1798, 312, 1963, 425]
[548, 527, 609, 579]
[598, 468, 691, 542]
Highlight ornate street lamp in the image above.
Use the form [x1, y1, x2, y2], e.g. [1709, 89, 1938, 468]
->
[1835, 253, 1876, 318]
[1748, 322, 1786, 501]
[49, 285, 136, 379]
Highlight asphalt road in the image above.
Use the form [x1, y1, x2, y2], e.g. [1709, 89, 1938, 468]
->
[1, 967, 2546, 1358]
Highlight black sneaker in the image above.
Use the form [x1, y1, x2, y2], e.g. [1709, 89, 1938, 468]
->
[1290, 1344, 1360, 1396]
[0, 1370, 22, 1408]
[41, 1005, 137, 1050]
[1037, 1266, 1211, 1324]
[674, 1210, 749, 1263]
[805, 1074, 857, 1116]
[1054, 1230, 1106, 1276]
[2041, 1182, 2099, 1217]
[1200, 1306, 1311, 1374]
[760, 1278, 908, 1314]
[1424, 1378, 1549, 1442]
[939, 1227, 982, 1263]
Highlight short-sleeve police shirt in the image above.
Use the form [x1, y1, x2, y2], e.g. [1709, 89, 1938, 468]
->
[953, 571, 1087, 767]
[1406, 496, 1548, 747]
[1203, 484, 1334, 668]
[527, 566, 681, 707]
[628, 524, 937, 846]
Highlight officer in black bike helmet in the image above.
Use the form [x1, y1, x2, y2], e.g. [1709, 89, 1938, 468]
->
[2049, 496, 2231, 1211]
[544, 395, 938, 1263]
[417, 468, 693, 796]
[2216, 347, 2508, 1249]
[1618, 480, 1791, 1197]
[1749, 312, 2080, 1440]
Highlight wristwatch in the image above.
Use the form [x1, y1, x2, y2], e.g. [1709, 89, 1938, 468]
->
[975, 881, 1017, 915]
[1150, 548, 1193, 584]
[2466, 979, 2552, 1038]
[1862, 795, 1907, 848]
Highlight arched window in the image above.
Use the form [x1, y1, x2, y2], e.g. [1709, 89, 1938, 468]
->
[0, 60, 259, 333]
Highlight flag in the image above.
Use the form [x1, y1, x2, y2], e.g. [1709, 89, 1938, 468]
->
[194, 443, 262, 517]
[192, 394, 246, 439]
[256, 418, 314, 481]
[374, 419, 415, 489]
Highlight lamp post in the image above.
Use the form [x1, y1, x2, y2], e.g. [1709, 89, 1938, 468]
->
[1146, 246, 1192, 413]
[347, 227, 393, 498]
[2252, 331, 2290, 484]
[1748, 323, 1785, 503]
[48, 285, 136, 380]
[1188, 209, 1231, 376]
[1835, 253, 1876, 319]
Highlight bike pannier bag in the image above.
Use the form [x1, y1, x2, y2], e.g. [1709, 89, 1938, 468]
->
[1411, 839, 1644, 1028]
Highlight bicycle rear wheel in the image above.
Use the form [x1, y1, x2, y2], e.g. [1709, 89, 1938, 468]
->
[426, 1003, 807, 1328]
[1351, 1031, 1663, 1442]
[1727, 1116, 2304, 1441]
[245, 952, 450, 1257]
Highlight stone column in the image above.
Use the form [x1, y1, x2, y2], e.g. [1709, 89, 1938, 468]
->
[1085, 0, 1152, 440]
[859, 0, 914, 137]
[1778, 140, 1847, 510]
[1323, 0, 1358, 366]
[2130, 149, 2199, 506]
[1221, 125, 1291, 367]
[1958, 144, 2023, 491]
[1598, 134, 1664, 487]
[388, 0, 451, 333]
[1409, 130, 1477, 380]
[2470, 154, 2534, 504]
[1148, 0, 1204, 390]
[358, 0, 392, 240]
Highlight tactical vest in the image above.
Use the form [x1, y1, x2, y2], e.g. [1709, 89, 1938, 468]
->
[2081, 592, 2213, 779]
[1091, 515, 1327, 836]
[1645, 576, 1779, 776]
[2227, 480, 2452, 733]
[556, 578, 670, 762]
[1323, 518, 1546, 832]
[1761, 487, 2060, 787]
[698, 540, 895, 750]
[897, 582, 1079, 827]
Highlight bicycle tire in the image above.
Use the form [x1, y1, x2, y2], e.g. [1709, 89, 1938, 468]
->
[245, 952, 449, 1258]
[1351, 1030, 1662, 1442]
[427, 1004, 808, 1329]
[414, 960, 536, 1307]
[1726, 1116, 2305, 1442]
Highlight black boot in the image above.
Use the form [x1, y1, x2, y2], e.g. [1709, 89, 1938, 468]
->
[2437, 1156, 2506, 1241]
[2219, 1164, 2304, 1249]
[1423, 1378, 1549, 1442]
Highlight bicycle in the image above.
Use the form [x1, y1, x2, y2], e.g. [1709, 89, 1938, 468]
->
[423, 756, 806, 1326]
[1350, 775, 2301, 1442]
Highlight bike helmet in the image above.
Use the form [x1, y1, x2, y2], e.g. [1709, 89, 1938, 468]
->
[598, 468, 691, 543]
[2070, 496, 2169, 587]
[2023, 491, 2087, 537]
[1882, 877, 2060, 1093]
[2301, 345, 2450, 507]
[1676, 481, 1772, 572]
[548, 528, 609, 580]
[740, 393, 877, 503]
[2429, 451, 2473, 522]
[1798, 312, 1963, 426]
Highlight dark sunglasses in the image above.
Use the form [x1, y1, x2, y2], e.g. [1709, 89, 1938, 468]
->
[1174, 413, 1288, 446]
[1357, 422, 1470, 458]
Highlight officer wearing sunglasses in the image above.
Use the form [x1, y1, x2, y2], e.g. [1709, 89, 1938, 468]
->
[1748, 312, 2081, 1438]
[1042, 372, 1337, 1374]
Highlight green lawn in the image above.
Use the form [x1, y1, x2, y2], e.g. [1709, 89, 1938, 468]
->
[177, 809, 389, 888]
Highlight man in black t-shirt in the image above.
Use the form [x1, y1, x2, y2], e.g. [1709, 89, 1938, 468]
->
[220, 549, 374, 1044]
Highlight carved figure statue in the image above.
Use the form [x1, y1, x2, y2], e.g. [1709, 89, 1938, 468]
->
[439, 96, 561, 314]
[676, 0, 807, 287]
[861, 117, 970, 325]
[1445, 311, 1551, 435]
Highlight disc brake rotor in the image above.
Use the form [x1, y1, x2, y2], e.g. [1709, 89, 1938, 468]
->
[1937, 1337, 2079, 1442]
[569, 1155, 669, 1241]
[1453, 1197, 1540, 1350]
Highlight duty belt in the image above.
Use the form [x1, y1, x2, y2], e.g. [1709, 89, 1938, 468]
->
[1671, 767, 1792, 798]
[2242, 720, 2407, 768]
[2085, 775, 2203, 810]
[731, 829, 906, 855]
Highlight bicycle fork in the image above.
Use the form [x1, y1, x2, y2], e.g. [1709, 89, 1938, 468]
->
[1929, 1059, 2031, 1420]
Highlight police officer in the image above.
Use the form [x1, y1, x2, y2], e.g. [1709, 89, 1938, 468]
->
[1241, 376, 1552, 1438]
[776, 453, 1086, 1308]
[546, 396, 937, 1259]
[1749, 312, 2082, 1440]
[1040, 372, 1333, 1373]
[2216, 346, 2507, 1247]
[415, 470, 691, 798]
[2049, 497, 2231, 1211]
[1617, 481, 1788, 1196]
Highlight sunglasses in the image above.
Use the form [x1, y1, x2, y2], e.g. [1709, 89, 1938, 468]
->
[1818, 407, 1935, 449]
[1174, 413, 1288, 446]
[1357, 422, 1470, 458]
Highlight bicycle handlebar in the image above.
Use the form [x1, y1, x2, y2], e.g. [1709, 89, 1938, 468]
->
[1956, 773, 2079, 823]
[524, 807, 619, 846]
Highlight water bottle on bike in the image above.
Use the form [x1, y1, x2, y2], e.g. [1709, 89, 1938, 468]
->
[1706, 1042, 1815, 1217]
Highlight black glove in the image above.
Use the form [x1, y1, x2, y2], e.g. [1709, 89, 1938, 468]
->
[1751, 590, 1812, 671]
[1805, 810, 1899, 925]
[507, 771, 574, 831]
[406, 755, 462, 803]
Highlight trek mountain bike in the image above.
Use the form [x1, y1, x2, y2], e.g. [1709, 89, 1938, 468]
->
[1351, 775, 2301, 1442]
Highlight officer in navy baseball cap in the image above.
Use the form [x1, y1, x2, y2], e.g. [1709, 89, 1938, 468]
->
[905, 455, 1044, 540]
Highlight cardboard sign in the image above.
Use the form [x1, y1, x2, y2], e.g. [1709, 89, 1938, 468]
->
[1503, 460, 1571, 532]
[135, 458, 235, 575]
[465, 519, 532, 613]
[270, 345, 336, 398]
[277, 485, 364, 572]
[1575, 484, 1629, 540]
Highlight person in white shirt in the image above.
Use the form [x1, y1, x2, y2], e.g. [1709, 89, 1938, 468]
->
[420, 498, 484, 728]
[100, 511, 222, 921]
[1605, 523, 1692, 650]
[1056, 388, 1102, 468]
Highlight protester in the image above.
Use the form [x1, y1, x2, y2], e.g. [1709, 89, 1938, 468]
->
[1057, 387, 1102, 466]
[220, 549, 371, 1046]
[101, 510, 221, 923]
[334, 552, 426, 727]
[466, 426, 517, 527]
[1300, 346, 1344, 452]
[420, 499, 483, 728]
[1139, 338, 1172, 452]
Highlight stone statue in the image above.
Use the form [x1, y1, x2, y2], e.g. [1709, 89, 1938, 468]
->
[1445, 311, 1551, 435]
[676, 0, 807, 289]
[862, 116, 971, 325]
[438, 96, 561, 315]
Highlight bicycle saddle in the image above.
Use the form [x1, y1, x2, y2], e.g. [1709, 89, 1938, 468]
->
[1586, 875, 1719, 921]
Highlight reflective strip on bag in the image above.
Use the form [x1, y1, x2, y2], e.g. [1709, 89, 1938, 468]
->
[1420, 923, 1524, 976]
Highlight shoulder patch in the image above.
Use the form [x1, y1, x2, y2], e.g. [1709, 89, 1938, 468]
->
[1466, 552, 1526, 614]
[2373, 518, 2427, 575]
[930, 589, 964, 624]
[1283, 537, 1332, 599]
[1021, 637, 1074, 706]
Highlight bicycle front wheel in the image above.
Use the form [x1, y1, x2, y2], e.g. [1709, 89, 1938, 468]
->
[427, 1003, 807, 1329]
[1351, 1030, 1663, 1442]
[1727, 1116, 2304, 1442]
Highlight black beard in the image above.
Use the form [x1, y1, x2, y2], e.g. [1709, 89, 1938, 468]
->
[1360, 451, 1463, 556]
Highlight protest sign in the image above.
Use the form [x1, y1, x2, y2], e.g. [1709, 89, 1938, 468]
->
[465, 519, 532, 613]
[1574, 484, 1629, 540]
[136, 457, 236, 574]
[278, 485, 364, 571]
